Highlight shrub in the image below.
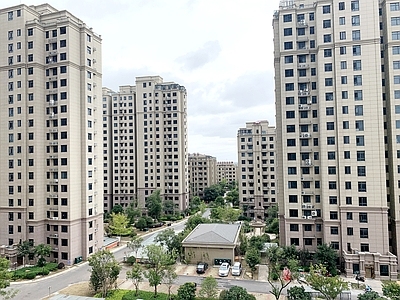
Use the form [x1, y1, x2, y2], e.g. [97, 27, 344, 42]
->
[41, 269, 50, 276]
[58, 262, 65, 269]
[126, 256, 136, 265]
[24, 272, 37, 280]
[45, 262, 58, 271]
[121, 290, 169, 300]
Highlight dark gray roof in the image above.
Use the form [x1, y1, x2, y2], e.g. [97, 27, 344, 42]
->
[182, 223, 241, 245]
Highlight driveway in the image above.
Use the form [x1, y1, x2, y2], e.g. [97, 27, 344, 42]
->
[175, 264, 245, 280]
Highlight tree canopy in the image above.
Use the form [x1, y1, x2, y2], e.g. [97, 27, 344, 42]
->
[88, 249, 121, 297]
[382, 281, 400, 300]
[108, 212, 132, 236]
[147, 190, 162, 220]
[0, 257, 17, 300]
[314, 244, 338, 275]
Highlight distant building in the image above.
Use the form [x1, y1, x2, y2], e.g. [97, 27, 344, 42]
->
[188, 153, 217, 198]
[217, 161, 237, 184]
[102, 76, 189, 214]
[237, 120, 276, 220]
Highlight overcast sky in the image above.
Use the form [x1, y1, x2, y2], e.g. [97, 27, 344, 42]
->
[7, 0, 281, 162]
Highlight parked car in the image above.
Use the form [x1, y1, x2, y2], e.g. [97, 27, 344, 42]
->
[218, 262, 230, 277]
[231, 262, 242, 276]
[196, 262, 208, 274]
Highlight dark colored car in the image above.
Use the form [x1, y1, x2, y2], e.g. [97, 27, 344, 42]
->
[196, 262, 208, 274]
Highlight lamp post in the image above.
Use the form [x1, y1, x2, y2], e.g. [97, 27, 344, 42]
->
[355, 271, 360, 288]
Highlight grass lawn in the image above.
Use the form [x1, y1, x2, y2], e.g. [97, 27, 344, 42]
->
[105, 290, 169, 300]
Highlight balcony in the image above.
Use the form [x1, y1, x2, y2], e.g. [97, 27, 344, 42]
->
[298, 77, 311, 83]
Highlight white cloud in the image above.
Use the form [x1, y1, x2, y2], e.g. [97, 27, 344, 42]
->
[3, 0, 282, 161]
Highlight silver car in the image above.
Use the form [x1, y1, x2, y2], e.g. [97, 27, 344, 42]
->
[231, 262, 242, 276]
[218, 262, 230, 277]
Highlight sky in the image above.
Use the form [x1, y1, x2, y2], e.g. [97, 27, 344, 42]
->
[7, 0, 281, 162]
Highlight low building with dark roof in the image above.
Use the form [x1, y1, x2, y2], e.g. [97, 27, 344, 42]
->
[181, 223, 241, 265]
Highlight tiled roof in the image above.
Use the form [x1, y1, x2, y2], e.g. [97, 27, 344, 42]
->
[183, 223, 241, 245]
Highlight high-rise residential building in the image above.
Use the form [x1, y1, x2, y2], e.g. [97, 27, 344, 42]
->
[273, 0, 399, 278]
[0, 4, 104, 264]
[217, 161, 237, 184]
[237, 121, 277, 220]
[102, 76, 189, 213]
[188, 153, 218, 198]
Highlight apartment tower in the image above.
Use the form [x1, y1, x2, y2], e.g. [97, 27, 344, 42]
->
[274, 0, 398, 278]
[217, 161, 237, 183]
[237, 120, 277, 220]
[0, 4, 104, 263]
[188, 153, 218, 198]
[102, 76, 189, 213]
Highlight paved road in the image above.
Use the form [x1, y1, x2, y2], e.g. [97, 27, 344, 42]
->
[8, 218, 188, 299]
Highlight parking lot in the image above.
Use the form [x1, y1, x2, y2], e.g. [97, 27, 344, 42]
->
[175, 263, 246, 279]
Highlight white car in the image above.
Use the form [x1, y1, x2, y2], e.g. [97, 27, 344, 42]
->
[231, 262, 242, 276]
[218, 262, 230, 277]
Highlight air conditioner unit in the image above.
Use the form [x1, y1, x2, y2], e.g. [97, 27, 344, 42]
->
[54, 179, 58, 183]
[307, 216, 313, 219]
[308, 100, 312, 104]
[302, 216, 307, 219]
[54, 234, 58, 237]
[94, 155, 97, 159]
[307, 204, 312, 209]
[95, 228, 98, 232]
[302, 204, 307, 209]
[311, 211, 317, 216]
[52, 217, 58, 220]
[301, 191, 305, 195]
[301, 177, 304, 180]
[305, 159, 312, 166]
[93, 47, 97, 52]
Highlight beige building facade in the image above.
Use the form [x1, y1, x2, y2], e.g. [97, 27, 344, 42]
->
[217, 161, 237, 183]
[102, 76, 189, 213]
[237, 120, 277, 220]
[0, 4, 104, 264]
[274, 0, 398, 278]
[188, 153, 217, 199]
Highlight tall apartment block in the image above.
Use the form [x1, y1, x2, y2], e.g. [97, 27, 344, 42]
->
[274, 0, 400, 278]
[188, 153, 217, 198]
[237, 121, 277, 220]
[0, 4, 104, 264]
[102, 76, 189, 213]
[217, 161, 237, 183]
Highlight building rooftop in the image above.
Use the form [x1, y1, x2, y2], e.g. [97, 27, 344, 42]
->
[182, 223, 241, 245]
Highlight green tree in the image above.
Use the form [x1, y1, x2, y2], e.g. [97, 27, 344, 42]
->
[225, 188, 239, 207]
[0, 257, 17, 300]
[281, 245, 298, 261]
[125, 201, 141, 224]
[249, 235, 270, 251]
[288, 286, 311, 300]
[306, 264, 348, 300]
[88, 249, 121, 297]
[177, 282, 196, 300]
[127, 235, 143, 258]
[144, 244, 175, 297]
[147, 190, 162, 220]
[203, 184, 224, 203]
[34, 244, 51, 267]
[184, 215, 209, 232]
[108, 213, 132, 236]
[16, 241, 35, 267]
[266, 245, 299, 300]
[358, 291, 386, 300]
[245, 247, 261, 276]
[163, 200, 174, 215]
[199, 276, 219, 299]
[135, 217, 148, 230]
[383, 281, 400, 300]
[162, 266, 177, 300]
[126, 263, 143, 296]
[219, 286, 255, 300]
[314, 243, 338, 275]
[111, 204, 124, 214]
[154, 228, 181, 256]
